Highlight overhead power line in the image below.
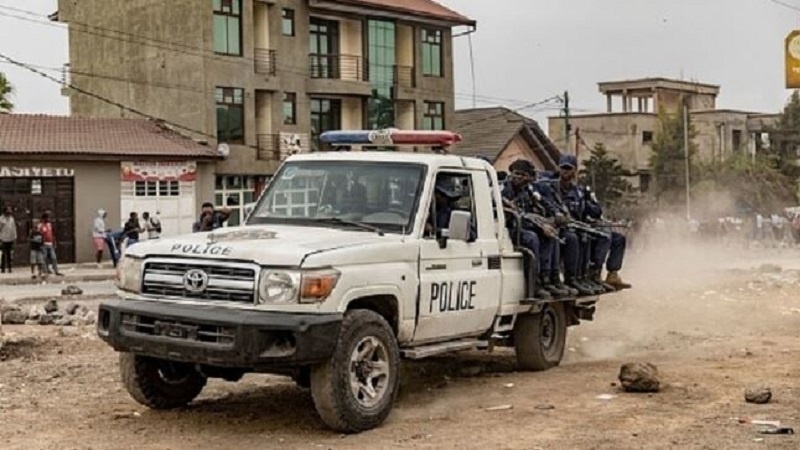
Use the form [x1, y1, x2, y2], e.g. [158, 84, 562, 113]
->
[767, 0, 800, 13]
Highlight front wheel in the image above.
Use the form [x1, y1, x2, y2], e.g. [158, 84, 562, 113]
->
[119, 353, 207, 409]
[310, 310, 400, 433]
[514, 303, 567, 371]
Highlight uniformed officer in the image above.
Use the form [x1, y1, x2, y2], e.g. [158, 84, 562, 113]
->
[426, 178, 477, 242]
[554, 155, 603, 295]
[502, 160, 552, 300]
[584, 186, 632, 291]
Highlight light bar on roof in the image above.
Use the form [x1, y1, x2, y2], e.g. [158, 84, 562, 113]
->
[319, 129, 462, 147]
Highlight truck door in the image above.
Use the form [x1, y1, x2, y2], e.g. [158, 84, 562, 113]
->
[413, 170, 502, 343]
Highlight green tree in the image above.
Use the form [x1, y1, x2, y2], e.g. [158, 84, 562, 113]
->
[579, 143, 635, 215]
[0, 72, 13, 112]
[767, 90, 800, 181]
[649, 105, 697, 203]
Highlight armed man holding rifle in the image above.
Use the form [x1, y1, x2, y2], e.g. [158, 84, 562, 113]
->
[501, 159, 562, 300]
[583, 186, 632, 291]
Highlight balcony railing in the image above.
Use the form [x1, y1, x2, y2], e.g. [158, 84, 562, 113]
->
[393, 65, 415, 88]
[255, 48, 277, 75]
[256, 134, 280, 161]
[309, 53, 368, 82]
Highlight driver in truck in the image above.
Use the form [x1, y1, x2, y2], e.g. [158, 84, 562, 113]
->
[425, 178, 476, 242]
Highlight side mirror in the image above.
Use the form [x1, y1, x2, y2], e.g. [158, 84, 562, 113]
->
[448, 210, 472, 242]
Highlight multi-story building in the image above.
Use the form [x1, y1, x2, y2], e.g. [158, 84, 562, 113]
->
[548, 78, 778, 193]
[54, 0, 475, 225]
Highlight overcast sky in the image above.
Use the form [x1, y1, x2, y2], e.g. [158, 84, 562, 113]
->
[0, 0, 797, 132]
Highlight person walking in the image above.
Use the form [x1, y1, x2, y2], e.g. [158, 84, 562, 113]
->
[0, 206, 17, 273]
[39, 211, 63, 276]
[92, 208, 108, 268]
[28, 219, 46, 280]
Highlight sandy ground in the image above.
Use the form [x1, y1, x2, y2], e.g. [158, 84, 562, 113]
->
[1, 244, 799, 449]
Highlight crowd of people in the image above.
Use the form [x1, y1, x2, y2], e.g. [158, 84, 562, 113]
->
[496, 156, 632, 300]
[0, 207, 64, 279]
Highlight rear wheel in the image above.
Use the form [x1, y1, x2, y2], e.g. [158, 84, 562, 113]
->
[310, 310, 400, 433]
[119, 353, 207, 409]
[514, 303, 567, 371]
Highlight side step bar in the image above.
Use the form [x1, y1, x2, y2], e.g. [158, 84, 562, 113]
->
[401, 339, 488, 360]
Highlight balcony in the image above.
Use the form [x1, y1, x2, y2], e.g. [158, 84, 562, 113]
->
[255, 48, 277, 76]
[256, 134, 280, 161]
[393, 65, 415, 88]
[309, 53, 369, 81]
[307, 53, 372, 96]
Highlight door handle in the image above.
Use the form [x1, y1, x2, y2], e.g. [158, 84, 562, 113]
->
[425, 264, 447, 271]
[471, 258, 483, 267]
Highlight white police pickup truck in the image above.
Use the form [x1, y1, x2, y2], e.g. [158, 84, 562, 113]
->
[98, 130, 601, 433]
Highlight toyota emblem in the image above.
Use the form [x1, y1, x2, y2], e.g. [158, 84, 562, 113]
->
[183, 268, 209, 293]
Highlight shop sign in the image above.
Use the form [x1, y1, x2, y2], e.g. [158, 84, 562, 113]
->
[0, 166, 75, 177]
[121, 161, 197, 182]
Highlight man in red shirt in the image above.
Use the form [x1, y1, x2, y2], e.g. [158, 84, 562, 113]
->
[38, 211, 63, 276]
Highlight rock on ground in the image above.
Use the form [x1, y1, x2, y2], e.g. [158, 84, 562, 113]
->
[619, 362, 661, 393]
[2, 310, 28, 325]
[43, 299, 59, 313]
[745, 386, 772, 404]
[61, 285, 84, 296]
[64, 302, 80, 315]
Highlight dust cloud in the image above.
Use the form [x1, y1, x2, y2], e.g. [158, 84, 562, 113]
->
[569, 194, 800, 363]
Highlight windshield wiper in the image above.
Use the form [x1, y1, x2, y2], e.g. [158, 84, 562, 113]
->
[312, 218, 386, 236]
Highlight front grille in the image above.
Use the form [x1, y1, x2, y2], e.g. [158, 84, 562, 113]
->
[142, 261, 256, 303]
[121, 313, 235, 346]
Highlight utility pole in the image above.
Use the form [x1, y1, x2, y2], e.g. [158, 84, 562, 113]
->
[563, 90, 571, 155]
[683, 100, 691, 220]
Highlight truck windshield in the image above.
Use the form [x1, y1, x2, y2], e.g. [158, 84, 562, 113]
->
[247, 161, 426, 234]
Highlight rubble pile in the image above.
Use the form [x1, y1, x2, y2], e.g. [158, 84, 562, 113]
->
[0, 299, 96, 327]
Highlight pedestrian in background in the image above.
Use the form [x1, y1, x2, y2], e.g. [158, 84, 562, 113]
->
[143, 211, 161, 240]
[0, 206, 17, 273]
[28, 219, 46, 280]
[92, 208, 109, 268]
[39, 211, 63, 276]
[122, 212, 141, 249]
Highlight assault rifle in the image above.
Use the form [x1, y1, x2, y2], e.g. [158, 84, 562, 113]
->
[501, 197, 562, 242]
[566, 219, 611, 240]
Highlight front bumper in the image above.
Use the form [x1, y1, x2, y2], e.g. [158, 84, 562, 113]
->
[97, 298, 342, 369]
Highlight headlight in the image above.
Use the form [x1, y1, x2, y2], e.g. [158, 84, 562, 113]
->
[256, 268, 341, 305]
[258, 270, 300, 304]
[116, 255, 143, 293]
[300, 269, 340, 304]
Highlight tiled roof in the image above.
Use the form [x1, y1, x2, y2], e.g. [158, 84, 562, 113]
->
[453, 107, 561, 170]
[0, 114, 220, 159]
[328, 0, 474, 25]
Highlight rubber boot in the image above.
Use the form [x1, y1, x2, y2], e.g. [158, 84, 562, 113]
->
[606, 271, 632, 290]
[565, 275, 594, 296]
[578, 274, 604, 295]
[592, 268, 616, 293]
[542, 274, 568, 298]
[534, 285, 552, 300]
[551, 273, 578, 297]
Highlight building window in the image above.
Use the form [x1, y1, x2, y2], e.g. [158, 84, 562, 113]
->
[732, 129, 742, 151]
[216, 87, 244, 144]
[639, 173, 651, 194]
[310, 17, 340, 79]
[422, 102, 444, 130]
[283, 92, 296, 125]
[282, 8, 295, 36]
[310, 98, 341, 151]
[213, 0, 242, 56]
[134, 181, 180, 197]
[214, 176, 259, 227]
[367, 19, 396, 129]
[642, 131, 653, 144]
[421, 28, 443, 77]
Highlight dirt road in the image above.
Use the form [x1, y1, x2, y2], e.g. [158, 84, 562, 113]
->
[1, 245, 799, 449]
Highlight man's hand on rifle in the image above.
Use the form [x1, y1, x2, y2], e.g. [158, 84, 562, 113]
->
[554, 213, 568, 227]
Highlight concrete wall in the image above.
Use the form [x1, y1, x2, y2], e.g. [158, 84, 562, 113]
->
[61, 0, 461, 175]
[549, 113, 658, 173]
[692, 111, 752, 161]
